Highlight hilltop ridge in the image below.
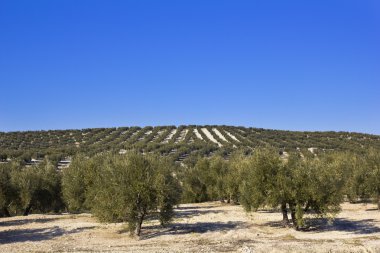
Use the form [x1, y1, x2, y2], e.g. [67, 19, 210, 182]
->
[0, 125, 379, 163]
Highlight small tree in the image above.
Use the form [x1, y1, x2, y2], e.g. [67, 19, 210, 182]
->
[181, 158, 211, 203]
[239, 148, 282, 213]
[239, 149, 346, 229]
[84, 152, 180, 236]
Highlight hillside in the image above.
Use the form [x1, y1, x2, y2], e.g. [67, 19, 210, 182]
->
[0, 126, 379, 163]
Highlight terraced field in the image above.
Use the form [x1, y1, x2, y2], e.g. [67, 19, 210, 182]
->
[0, 126, 379, 163]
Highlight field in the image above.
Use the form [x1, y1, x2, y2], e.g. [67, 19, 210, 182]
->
[1, 202, 379, 253]
[1, 125, 380, 166]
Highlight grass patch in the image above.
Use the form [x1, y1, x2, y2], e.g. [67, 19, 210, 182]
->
[281, 234, 297, 240]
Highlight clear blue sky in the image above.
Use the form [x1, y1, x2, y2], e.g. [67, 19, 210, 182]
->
[1, 1, 379, 134]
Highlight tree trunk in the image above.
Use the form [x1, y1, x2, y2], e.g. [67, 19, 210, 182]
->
[304, 200, 311, 213]
[135, 213, 145, 236]
[2, 207, 10, 217]
[23, 203, 32, 216]
[377, 195, 380, 211]
[281, 202, 290, 227]
[289, 202, 298, 230]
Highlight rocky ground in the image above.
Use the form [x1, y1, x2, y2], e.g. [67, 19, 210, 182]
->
[0, 202, 379, 252]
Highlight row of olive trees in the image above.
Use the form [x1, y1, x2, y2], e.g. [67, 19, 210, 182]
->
[180, 148, 380, 229]
[0, 152, 181, 237]
[1, 148, 379, 233]
[62, 152, 181, 236]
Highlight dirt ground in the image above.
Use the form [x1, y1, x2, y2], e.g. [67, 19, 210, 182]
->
[0, 202, 379, 253]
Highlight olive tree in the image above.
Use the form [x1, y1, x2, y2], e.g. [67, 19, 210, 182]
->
[63, 152, 181, 236]
[365, 149, 380, 209]
[239, 149, 346, 229]
[61, 154, 100, 212]
[181, 156, 229, 203]
[0, 163, 16, 217]
[343, 149, 380, 210]
[224, 153, 245, 204]
[11, 160, 62, 215]
[343, 153, 370, 203]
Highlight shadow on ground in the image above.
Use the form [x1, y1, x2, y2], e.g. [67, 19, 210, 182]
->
[141, 221, 247, 240]
[143, 205, 225, 222]
[311, 218, 380, 234]
[0, 226, 95, 244]
[139, 204, 251, 239]
[175, 209, 224, 219]
[261, 218, 380, 235]
[0, 217, 60, 227]
[175, 205, 219, 210]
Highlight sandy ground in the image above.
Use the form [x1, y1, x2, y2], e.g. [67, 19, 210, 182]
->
[162, 129, 177, 143]
[224, 131, 241, 143]
[201, 128, 222, 147]
[175, 129, 188, 143]
[194, 129, 204, 140]
[212, 128, 229, 143]
[0, 202, 379, 253]
[152, 130, 165, 141]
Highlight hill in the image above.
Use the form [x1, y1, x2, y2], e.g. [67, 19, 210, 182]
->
[0, 125, 379, 163]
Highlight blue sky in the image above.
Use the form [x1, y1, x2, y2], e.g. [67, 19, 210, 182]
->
[1, 1, 379, 134]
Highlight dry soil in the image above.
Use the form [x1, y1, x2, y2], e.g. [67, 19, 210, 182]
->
[0, 202, 379, 252]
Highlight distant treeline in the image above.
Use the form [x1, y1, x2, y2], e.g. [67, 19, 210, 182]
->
[1, 125, 379, 163]
[0, 148, 379, 236]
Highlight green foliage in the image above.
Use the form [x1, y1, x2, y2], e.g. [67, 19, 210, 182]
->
[0, 122, 379, 234]
[1, 126, 379, 164]
[62, 152, 180, 236]
[0, 163, 16, 216]
[11, 160, 62, 215]
[181, 156, 229, 203]
[224, 152, 245, 204]
[239, 149, 347, 229]
[344, 154, 370, 202]
[304, 153, 346, 217]
[239, 148, 282, 211]
[62, 154, 90, 212]
[341, 149, 380, 210]
[363, 149, 380, 209]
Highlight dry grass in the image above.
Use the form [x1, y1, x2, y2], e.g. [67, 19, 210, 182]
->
[0, 202, 379, 252]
